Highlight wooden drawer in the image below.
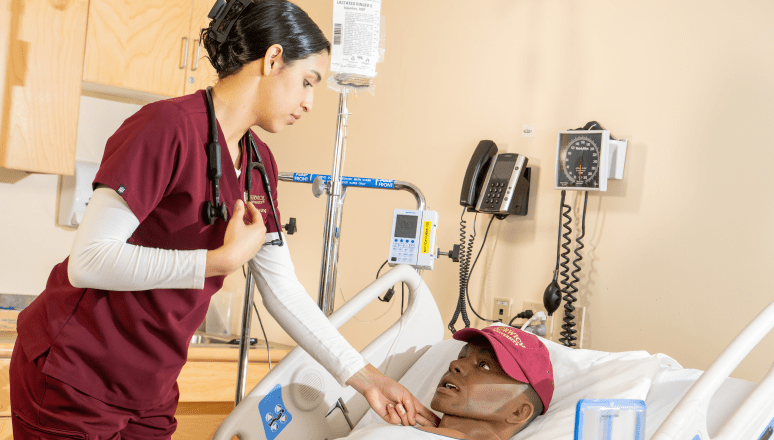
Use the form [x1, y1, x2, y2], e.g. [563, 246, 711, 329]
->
[0, 417, 11, 440]
[178, 361, 273, 403]
[0, 359, 9, 418]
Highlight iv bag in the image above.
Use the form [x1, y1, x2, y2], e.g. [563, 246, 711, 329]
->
[328, 0, 385, 94]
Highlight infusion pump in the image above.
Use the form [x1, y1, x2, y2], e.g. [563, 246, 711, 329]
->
[388, 209, 439, 270]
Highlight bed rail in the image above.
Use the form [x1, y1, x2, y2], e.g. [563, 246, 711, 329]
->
[651, 300, 774, 440]
[213, 264, 444, 440]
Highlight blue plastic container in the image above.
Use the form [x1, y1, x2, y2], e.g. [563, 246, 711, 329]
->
[574, 399, 646, 440]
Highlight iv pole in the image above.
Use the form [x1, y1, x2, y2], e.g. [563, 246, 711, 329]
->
[318, 90, 350, 315]
[236, 89, 355, 404]
[235, 90, 426, 404]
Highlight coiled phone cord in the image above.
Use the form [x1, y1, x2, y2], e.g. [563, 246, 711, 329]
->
[559, 191, 589, 347]
[449, 207, 472, 333]
[464, 215, 498, 324]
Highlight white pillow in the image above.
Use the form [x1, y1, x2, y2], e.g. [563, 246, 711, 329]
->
[518, 338, 663, 439]
[355, 336, 667, 440]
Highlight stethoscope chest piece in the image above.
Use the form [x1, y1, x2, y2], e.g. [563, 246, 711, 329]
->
[203, 199, 228, 225]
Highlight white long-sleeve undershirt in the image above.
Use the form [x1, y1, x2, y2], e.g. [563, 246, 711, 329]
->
[67, 186, 366, 386]
[69, 187, 208, 291]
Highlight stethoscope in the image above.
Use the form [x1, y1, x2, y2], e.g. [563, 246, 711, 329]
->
[203, 86, 284, 246]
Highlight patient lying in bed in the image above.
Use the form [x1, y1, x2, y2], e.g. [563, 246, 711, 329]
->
[343, 325, 554, 440]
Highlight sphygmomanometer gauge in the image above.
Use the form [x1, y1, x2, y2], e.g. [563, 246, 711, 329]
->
[555, 131, 610, 191]
[563, 136, 600, 186]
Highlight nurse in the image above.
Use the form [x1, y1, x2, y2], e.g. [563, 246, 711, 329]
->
[9, 0, 439, 438]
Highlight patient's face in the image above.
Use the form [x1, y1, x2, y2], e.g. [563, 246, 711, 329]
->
[431, 340, 531, 422]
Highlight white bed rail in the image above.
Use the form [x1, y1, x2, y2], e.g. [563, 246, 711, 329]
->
[652, 301, 774, 440]
[213, 264, 444, 440]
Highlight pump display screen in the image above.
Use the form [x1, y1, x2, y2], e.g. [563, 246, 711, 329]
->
[394, 214, 419, 238]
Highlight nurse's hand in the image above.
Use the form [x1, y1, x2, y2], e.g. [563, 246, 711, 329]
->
[206, 200, 267, 277]
[346, 364, 441, 428]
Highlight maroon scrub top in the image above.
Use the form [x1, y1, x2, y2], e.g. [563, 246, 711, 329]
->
[16, 90, 281, 410]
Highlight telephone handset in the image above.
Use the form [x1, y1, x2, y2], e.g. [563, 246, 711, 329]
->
[460, 140, 531, 217]
[460, 140, 497, 208]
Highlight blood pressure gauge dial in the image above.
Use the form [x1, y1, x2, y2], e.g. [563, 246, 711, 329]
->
[563, 136, 600, 186]
[555, 128, 628, 192]
[556, 131, 604, 190]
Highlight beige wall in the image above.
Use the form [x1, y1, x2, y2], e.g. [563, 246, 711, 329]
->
[1, 0, 772, 383]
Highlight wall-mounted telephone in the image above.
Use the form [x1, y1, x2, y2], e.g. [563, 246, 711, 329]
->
[459, 140, 531, 217]
[449, 140, 532, 333]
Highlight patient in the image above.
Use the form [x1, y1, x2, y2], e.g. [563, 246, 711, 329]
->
[344, 325, 554, 440]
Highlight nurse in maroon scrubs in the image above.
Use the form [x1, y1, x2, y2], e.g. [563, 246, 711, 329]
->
[9, 1, 439, 438]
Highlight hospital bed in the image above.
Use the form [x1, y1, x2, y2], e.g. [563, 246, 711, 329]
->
[213, 265, 774, 440]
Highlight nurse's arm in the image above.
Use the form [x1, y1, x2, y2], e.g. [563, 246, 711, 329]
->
[248, 240, 438, 427]
[68, 187, 207, 290]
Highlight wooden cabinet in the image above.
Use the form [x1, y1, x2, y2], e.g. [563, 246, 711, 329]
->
[83, 0, 218, 98]
[185, 0, 220, 94]
[0, 0, 89, 175]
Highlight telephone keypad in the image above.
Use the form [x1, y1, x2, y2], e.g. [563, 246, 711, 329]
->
[483, 180, 509, 210]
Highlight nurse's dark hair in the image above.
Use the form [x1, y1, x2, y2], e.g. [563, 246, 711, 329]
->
[201, 0, 330, 79]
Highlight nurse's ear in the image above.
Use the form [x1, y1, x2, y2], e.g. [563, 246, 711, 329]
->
[262, 44, 285, 76]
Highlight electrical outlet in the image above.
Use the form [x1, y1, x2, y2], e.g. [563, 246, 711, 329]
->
[492, 298, 512, 323]
[522, 301, 586, 348]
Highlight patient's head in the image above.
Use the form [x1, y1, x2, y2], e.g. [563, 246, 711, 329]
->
[430, 325, 554, 440]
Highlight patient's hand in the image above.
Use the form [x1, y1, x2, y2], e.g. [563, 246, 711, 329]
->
[346, 364, 441, 428]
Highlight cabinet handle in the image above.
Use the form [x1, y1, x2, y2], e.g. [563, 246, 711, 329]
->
[192, 39, 201, 71]
[180, 37, 189, 69]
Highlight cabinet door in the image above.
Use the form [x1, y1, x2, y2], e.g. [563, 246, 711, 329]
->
[83, 0, 193, 98]
[0, 0, 89, 175]
[185, 0, 219, 94]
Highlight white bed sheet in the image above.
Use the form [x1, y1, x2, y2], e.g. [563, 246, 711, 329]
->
[348, 334, 756, 440]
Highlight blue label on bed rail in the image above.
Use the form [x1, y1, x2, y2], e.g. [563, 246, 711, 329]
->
[291, 173, 395, 189]
[758, 416, 774, 440]
[692, 436, 701, 440]
[259, 384, 292, 440]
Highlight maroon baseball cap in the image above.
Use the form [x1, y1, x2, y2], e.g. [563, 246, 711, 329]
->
[453, 325, 554, 414]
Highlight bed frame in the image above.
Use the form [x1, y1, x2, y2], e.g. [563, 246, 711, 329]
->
[651, 301, 774, 440]
[213, 264, 774, 440]
[213, 264, 444, 440]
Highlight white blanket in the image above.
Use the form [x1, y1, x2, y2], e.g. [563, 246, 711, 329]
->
[345, 335, 755, 440]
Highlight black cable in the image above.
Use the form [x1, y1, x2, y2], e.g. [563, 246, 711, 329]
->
[448, 207, 472, 333]
[464, 215, 499, 324]
[558, 191, 572, 308]
[559, 191, 589, 347]
[375, 260, 395, 302]
[508, 309, 534, 326]
[375, 259, 388, 278]
[400, 283, 405, 316]
[251, 299, 272, 369]
[242, 264, 272, 368]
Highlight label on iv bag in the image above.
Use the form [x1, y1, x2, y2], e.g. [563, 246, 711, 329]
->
[330, 0, 382, 77]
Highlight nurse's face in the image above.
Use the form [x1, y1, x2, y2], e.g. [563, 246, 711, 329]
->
[256, 49, 329, 133]
[431, 341, 533, 422]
